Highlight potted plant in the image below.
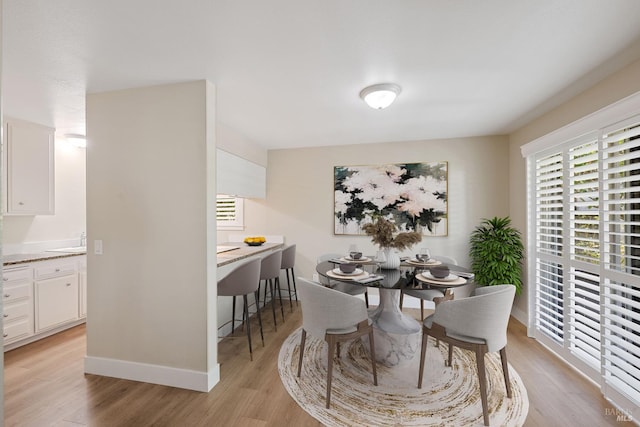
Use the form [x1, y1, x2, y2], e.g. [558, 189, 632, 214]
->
[469, 216, 524, 294]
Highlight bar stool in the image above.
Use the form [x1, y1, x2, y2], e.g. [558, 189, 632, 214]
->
[217, 258, 263, 361]
[260, 250, 285, 330]
[280, 244, 298, 312]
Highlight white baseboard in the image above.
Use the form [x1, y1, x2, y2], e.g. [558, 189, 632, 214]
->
[84, 356, 220, 392]
[510, 306, 528, 326]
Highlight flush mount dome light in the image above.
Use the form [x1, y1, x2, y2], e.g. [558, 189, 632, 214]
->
[359, 83, 401, 109]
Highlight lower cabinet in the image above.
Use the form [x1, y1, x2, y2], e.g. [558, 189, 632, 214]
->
[35, 274, 79, 332]
[2, 266, 34, 344]
[3, 254, 86, 350]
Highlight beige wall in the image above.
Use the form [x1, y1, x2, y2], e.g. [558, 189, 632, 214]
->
[255, 135, 510, 284]
[85, 81, 218, 391]
[508, 57, 640, 320]
[3, 137, 86, 251]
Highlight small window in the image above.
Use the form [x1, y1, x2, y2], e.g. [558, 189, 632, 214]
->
[216, 195, 244, 230]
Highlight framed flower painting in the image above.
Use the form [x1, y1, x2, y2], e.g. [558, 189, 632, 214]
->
[334, 162, 448, 236]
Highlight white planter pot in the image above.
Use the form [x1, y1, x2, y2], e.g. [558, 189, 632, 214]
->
[380, 248, 401, 269]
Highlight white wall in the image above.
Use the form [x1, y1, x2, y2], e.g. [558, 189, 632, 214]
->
[84, 81, 218, 391]
[250, 135, 510, 285]
[2, 137, 86, 252]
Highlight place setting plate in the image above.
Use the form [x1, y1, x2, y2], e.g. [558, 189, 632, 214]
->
[417, 271, 467, 286]
[340, 256, 371, 263]
[406, 258, 442, 266]
[326, 268, 368, 280]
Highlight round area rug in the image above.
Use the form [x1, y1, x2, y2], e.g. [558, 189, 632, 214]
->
[278, 328, 528, 426]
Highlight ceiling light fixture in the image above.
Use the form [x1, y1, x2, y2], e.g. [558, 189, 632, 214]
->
[65, 133, 87, 148]
[359, 83, 401, 109]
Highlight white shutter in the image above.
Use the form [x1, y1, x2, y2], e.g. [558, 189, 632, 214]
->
[216, 196, 244, 230]
[528, 112, 640, 415]
[600, 116, 640, 405]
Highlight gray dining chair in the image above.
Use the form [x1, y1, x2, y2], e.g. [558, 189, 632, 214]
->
[280, 244, 298, 311]
[217, 258, 263, 361]
[260, 250, 285, 330]
[399, 255, 458, 319]
[317, 253, 369, 308]
[418, 284, 516, 426]
[296, 277, 377, 409]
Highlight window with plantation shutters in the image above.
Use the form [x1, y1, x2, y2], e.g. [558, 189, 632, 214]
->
[526, 108, 640, 416]
[216, 195, 244, 230]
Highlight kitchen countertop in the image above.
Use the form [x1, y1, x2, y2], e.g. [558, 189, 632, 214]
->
[3, 251, 87, 267]
[3, 243, 281, 268]
[217, 242, 283, 267]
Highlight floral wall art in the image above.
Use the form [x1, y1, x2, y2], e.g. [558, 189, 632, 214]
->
[334, 162, 448, 236]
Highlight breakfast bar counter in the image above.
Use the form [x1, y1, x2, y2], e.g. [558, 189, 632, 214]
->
[216, 242, 284, 267]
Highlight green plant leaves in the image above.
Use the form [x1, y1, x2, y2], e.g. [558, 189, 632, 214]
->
[469, 216, 524, 294]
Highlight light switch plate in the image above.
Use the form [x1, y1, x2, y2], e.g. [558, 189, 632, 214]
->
[94, 240, 103, 255]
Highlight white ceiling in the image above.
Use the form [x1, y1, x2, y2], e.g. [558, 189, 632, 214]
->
[5, 0, 640, 150]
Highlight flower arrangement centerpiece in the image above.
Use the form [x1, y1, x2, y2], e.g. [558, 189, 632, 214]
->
[362, 218, 422, 269]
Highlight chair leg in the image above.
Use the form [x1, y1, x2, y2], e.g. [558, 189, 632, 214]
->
[231, 295, 236, 334]
[276, 277, 285, 321]
[448, 343, 453, 367]
[255, 290, 264, 346]
[420, 299, 424, 320]
[297, 329, 307, 377]
[364, 290, 369, 308]
[285, 270, 294, 312]
[500, 347, 512, 398]
[268, 279, 278, 331]
[290, 268, 298, 303]
[475, 347, 490, 426]
[399, 291, 404, 310]
[326, 337, 336, 409]
[418, 330, 429, 388]
[243, 295, 253, 361]
[368, 331, 378, 386]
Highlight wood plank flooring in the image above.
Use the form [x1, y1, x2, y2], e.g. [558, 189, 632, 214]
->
[4, 302, 623, 426]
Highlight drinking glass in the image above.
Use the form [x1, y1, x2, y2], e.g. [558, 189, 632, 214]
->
[420, 248, 431, 261]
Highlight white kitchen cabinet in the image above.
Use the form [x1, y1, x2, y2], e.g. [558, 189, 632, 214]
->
[34, 260, 79, 332]
[2, 118, 55, 215]
[2, 266, 34, 344]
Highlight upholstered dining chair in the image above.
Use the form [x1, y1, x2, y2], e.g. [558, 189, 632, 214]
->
[217, 258, 263, 361]
[280, 244, 298, 311]
[399, 255, 458, 319]
[418, 284, 516, 426]
[260, 250, 285, 331]
[317, 253, 369, 308]
[296, 277, 378, 409]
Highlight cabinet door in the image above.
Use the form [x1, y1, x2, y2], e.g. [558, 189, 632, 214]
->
[4, 119, 55, 214]
[35, 275, 79, 331]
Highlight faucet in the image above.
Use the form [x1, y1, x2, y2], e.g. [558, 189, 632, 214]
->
[80, 232, 87, 247]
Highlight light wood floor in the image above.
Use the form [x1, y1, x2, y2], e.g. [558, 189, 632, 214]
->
[4, 302, 622, 426]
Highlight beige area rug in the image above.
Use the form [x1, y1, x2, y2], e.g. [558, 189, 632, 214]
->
[278, 328, 528, 426]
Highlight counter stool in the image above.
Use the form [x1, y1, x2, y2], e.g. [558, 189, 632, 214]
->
[280, 244, 298, 312]
[260, 250, 285, 330]
[217, 258, 263, 361]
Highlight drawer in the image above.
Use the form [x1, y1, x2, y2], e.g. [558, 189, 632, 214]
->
[2, 267, 32, 284]
[34, 262, 77, 280]
[3, 318, 32, 343]
[3, 300, 30, 321]
[2, 283, 31, 303]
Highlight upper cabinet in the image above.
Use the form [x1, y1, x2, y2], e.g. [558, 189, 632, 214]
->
[216, 149, 266, 199]
[2, 118, 55, 215]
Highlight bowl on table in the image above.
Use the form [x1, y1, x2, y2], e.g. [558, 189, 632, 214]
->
[429, 265, 450, 279]
[339, 263, 357, 274]
[349, 251, 363, 260]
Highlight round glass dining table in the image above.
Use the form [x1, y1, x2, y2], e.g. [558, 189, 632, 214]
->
[316, 259, 471, 367]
